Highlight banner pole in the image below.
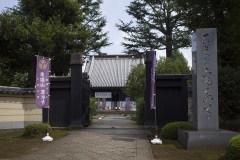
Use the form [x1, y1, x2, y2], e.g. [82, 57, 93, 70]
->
[48, 63, 51, 126]
[36, 56, 52, 141]
[154, 87, 157, 136]
[151, 51, 162, 144]
[48, 106, 50, 125]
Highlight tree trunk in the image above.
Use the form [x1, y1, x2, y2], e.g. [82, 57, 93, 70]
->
[166, 34, 173, 58]
[27, 57, 36, 87]
[165, 7, 173, 58]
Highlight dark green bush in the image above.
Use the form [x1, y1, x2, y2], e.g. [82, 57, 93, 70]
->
[90, 97, 97, 116]
[136, 97, 144, 125]
[89, 97, 98, 125]
[219, 66, 240, 124]
[160, 121, 192, 140]
[24, 124, 52, 136]
[225, 134, 240, 160]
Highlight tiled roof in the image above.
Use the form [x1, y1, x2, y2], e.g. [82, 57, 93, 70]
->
[84, 55, 142, 87]
[0, 86, 35, 95]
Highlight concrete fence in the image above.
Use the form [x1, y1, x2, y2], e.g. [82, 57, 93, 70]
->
[0, 86, 239, 131]
[0, 87, 42, 129]
[0, 86, 209, 129]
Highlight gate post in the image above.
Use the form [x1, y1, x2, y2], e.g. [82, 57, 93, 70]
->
[70, 53, 83, 129]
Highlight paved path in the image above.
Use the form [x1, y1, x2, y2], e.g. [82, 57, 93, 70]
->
[17, 114, 154, 160]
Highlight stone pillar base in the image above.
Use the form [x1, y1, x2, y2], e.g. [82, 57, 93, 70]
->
[178, 129, 238, 149]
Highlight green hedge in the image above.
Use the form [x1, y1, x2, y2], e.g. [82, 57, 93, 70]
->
[160, 121, 192, 140]
[136, 97, 144, 125]
[225, 134, 240, 160]
[89, 97, 98, 125]
[24, 124, 52, 136]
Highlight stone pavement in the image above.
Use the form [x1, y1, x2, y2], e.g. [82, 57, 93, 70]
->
[17, 114, 154, 160]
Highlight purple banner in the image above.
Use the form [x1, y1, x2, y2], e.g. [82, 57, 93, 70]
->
[125, 97, 130, 112]
[97, 98, 100, 112]
[102, 98, 106, 110]
[35, 56, 51, 108]
[150, 52, 156, 109]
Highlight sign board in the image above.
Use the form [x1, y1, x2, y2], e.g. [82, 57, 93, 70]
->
[95, 92, 112, 98]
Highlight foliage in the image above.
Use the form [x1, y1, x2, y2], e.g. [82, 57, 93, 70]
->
[78, 0, 111, 55]
[123, 64, 145, 124]
[116, 0, 191, 57]
[0, 0, 110, 87]
[160, 121, 192, 140]
[89, 97, 98, 124]
[156, 50, 191, 74]
[124, 51, 190, 124]
[225, 134, 240, 160]
[224, 1, 240, 68]
[10, 72, 28, 87]
[23, 124, 52, 136]
[218, 66, 240, 124]
[0, 62, 15, 86]
[175, 0, 240, 68]
[135, 96, 145, 125]
[123, 64, 145, 100]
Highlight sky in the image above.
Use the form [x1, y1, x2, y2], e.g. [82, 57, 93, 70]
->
[0, 0, 192, 67]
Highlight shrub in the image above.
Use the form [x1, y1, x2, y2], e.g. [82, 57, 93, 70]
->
[90, 97, 97, 116]
[219, 66, 240, 125]
[160, 121, 192, 140]
[89, 97, 98, 124]
[24, 124, 52, 136]
[136, 96, 144, 125]
[225, 134, 240, 160]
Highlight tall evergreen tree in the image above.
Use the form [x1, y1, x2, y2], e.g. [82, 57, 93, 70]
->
[0, 0, 91, 86]
[0, 0, 112, 87]
[175, 0, 240, 68]
[78, 0, 111, 55]
[116, 0, 191, 58]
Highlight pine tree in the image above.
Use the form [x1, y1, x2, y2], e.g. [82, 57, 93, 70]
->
[0, 0, 111, 86]
[175, 0, 240, 67]
[78, 0, 111, 55]
[116, 0, 191, 58]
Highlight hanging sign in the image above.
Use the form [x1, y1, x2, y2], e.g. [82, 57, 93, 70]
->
[95, 92, 112, 98]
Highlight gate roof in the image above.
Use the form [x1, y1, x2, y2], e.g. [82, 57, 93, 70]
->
[84, 55, 142, 88]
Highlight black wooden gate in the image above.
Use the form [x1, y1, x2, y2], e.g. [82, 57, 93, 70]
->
[155, 74, 191, 127]
[43, 77, 90, 128]
[43, 77, 71, 127]
[144, 51, 191, 128]
[43, 54, 90, 128]
[82, 78, 90, 126]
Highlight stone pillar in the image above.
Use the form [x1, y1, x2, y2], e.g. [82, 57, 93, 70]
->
[192, 28, 219, 130]
[70, 53, 83, 129]
[144, 51, 155, 127]
[178, 28, 238, 149]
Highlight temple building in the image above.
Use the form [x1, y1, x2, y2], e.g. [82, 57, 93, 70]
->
[83, 55, 143, 110]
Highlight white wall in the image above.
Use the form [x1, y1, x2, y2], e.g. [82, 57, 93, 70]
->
[0, 94, 42, 129]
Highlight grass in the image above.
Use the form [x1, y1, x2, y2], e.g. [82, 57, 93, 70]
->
[126, 113, 227, 160]
[151, 138, 226, 160]
[0, 129, 68, 159]
[146, 125, 227, 160]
